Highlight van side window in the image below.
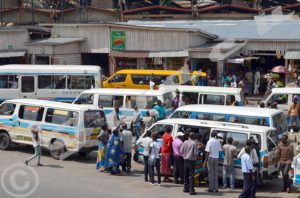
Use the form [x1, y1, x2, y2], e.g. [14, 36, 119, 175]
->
[149, 124, 173, 139]
[45, 108, 78, 127]
[68, 76, 95, 89]
[218, 130, 248, 152]
[163, 93, 173, 108]
[226, 95, 236, 105]
[84, 110, 106, 128]
[0, 103, 16, 115]
[269, 94, 288, 105]
[267, 137, 277, 152]
[98, 95, 124, 108]
[229, 116, 268, 126]
[178, 125, 211, 144]
[109, 74, 126, 83]
[38, 75, 66, 89]
[74, 93, 94, 104]
[0, 75, 18, 89]
[203, 95, 225, 105]
[131, 75, 150, 85]
[250, 133, 262, 151]
[125, 96, 157, 109]
[19, 105, 44, 121]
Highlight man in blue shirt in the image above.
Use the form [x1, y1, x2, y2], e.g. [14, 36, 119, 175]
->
[132, 106, 143, 140]
[239, 146, 254, 198]
[154, 100, 166, 121]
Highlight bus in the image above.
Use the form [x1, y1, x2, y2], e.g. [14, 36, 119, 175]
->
[0, 64, 102, 103]
[73, 88, 173, 129]
[0, 99, 107, 159]
[169, 104, 288, 135]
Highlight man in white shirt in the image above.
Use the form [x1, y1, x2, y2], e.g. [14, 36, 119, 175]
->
[136, 130, 153, 182]
[150, 77, 155, 90]
[120, 124, 133, 173]
[204, 131, 222, 193]
[239, 146, 254, 198]
[25, 124, 43, 166]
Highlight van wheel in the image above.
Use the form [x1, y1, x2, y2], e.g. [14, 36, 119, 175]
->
[49, 139, 66, 160]
[0, 133, 11, 150]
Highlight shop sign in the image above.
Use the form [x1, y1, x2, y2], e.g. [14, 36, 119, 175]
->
[111, 31, 126, 51]
[7, 44, 13, 50]
[154, 57, 162, 65]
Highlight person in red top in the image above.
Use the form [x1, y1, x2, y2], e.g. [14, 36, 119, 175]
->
[161, 127, 173, 182]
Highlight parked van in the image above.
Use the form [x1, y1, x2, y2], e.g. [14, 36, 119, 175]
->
[0, 99, 107, 159]
[103, 69, 205, 89]
[261, 88, 300, 115]
[161, 85, 245, 106]
[0, 64, 102, 103]
[73, 88, 173, 129]
[137, 118, 280, 181]
[169, 104, 288, 135]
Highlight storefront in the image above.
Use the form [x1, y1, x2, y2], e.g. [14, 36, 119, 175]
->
[284, 50, 300, 82]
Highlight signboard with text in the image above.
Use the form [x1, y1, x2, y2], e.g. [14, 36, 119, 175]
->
[111, 31, 126, 51]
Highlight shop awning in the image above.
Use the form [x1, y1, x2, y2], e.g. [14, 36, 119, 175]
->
[148, 51, 188, 58]
[0, 51, 26, 58]
[284, 50, 300, 60]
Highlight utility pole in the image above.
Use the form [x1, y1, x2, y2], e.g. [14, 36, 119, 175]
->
[31, 0, 35, 25]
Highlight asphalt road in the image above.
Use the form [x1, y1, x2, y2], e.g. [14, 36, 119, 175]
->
[0, 145, 299, 198]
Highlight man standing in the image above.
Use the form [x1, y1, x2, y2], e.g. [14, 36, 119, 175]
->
[223, 137, 237, 190]
[154, 100, 166, 121]
[172, 132, 185, 184]
[132, 106, 143, 139]
[204, 131, 222, 193]
[136, 130, 153, 182]
[277, 135, 294, 193]
[25, 124, 43, 166]
[161, 127, 173, 182]
[245, 70, 254, 96]
[150, 76, 155, 90]
[181, 132, 198, 195]
[254, 69, 260, 95]
[288, 97, 300, 129]
[120, 123, 133, 173]
[239, 146, 254, 198]
[112, 107, 121, 128]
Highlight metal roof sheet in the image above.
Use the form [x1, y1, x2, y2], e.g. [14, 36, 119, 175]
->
[284, 50, 300, 59]
[125, 17, 300, 40]
[0, 51, 26, 58]
[27, 37, 85, 46]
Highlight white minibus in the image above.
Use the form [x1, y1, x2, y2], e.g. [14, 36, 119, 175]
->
[137, 118, 280, 181]
[0, 99, 107, 159]
[170, 104, 288, 135]
[73, 88, 173, 129]
[161, 85, 245, 106]
[0, 64, 102, 103]
[261, 88, 300, 115]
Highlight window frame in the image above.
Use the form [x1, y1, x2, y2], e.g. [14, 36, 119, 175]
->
[0, 75, 19, 89]
[98, 95, 124, 108]
[0, 103, 16, 116]
[45, 108, 79, 127]
[18, 105, 44, 122]
[202, 94, 226, 105]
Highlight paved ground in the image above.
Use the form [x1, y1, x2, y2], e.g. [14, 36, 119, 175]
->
[0, 145, 299, 198]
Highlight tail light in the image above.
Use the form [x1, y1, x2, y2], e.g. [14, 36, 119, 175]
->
[263, 156, 269, 168]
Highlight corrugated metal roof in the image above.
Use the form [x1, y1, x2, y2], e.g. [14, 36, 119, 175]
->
[125, 17, 300, 40]
[0, 51, 26, 58]
[27, 37, 85, 46]
[284, 50, 300, 59]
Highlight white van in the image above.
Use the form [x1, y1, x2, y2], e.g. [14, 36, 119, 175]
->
[261, 88, 300, 115]
[170, 104, 288, 135]
[137, 118, 280, 181]
[161, 85, 245, 106]
[0, 99, 107, 159]
[73, 88, 173, 129]
[0, 64, 102, 103]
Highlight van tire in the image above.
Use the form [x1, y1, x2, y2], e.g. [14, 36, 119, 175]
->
[0, 132, 11, 150]
[49, 139, 66, 160]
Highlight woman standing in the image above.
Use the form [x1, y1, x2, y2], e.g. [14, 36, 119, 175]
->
[105, 129, 124, 175]
[96, 126, 109, 172]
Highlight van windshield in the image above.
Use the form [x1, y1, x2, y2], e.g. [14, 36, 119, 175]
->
[84, 110, 106, 128]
